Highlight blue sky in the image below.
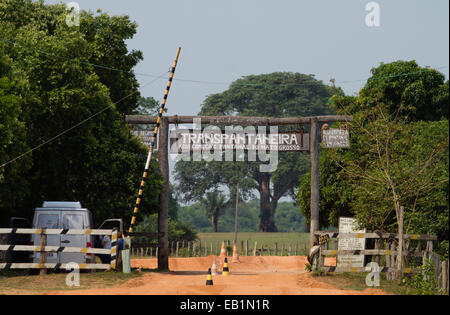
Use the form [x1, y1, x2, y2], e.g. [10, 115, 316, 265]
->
[44, 0, 449, 117]
[36, 0, 449, 202]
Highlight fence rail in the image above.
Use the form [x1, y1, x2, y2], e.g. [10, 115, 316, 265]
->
[129, 240, 310, 258]
[314, 231, 448, 293]
[0, 228, 117, 271]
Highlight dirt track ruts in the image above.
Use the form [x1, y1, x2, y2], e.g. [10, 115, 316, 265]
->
[47, 256, 388, 295]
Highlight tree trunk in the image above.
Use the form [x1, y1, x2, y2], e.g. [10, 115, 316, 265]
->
[258, 174, 278, 232]
[258, 171, 281, 232]
[212, 215, 218, 233]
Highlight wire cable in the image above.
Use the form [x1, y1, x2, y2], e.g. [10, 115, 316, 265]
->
[0, 71, 168, 169]
[1, 36, 447, 88]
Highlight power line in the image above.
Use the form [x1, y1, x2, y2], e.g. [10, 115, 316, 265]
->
[1, 36, 447, 89]
[0, 72, 168, 169]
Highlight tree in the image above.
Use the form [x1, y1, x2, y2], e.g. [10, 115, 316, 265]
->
[297, 61, 449, 257]
[200, 191, 228, 232]
[0, 52, 32, 222]
[175, 72, 333, 231]
[0, 0, 162, 225]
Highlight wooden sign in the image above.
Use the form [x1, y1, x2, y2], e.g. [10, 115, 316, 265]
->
[170, 129, 310, 153]
[337, 217, 366, 268]
[322, 129, 350, 148]
[132, 130, 155, 148]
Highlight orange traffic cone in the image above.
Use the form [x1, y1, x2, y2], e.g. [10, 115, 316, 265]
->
[232, 242, 240, 263]
[222, 257, 230, 276]
[219, 241, 226, 257]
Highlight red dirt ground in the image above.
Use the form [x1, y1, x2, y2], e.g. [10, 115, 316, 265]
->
[47, 256, 388, 295]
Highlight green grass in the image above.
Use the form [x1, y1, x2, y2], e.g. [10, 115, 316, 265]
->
[313, 272, 410, 295]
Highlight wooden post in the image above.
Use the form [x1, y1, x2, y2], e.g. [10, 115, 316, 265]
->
[187, 241, 191, 257]
[295, 243, 298, 256]
[281, 244, 285, 256]
[275, 243, 278, 256]
[374, 238, 382, 265]
[158, 117, 170, 270]
[260, 243, 264, 256]
[397, 206, 404, 282]
[385, 242, 391, 280]
[310, 118, 320, 249]
[390, 242, 397, 281]
[253, 241, 257, 256]
[245, 240, 249, 256]
[288, 245, 292, 256]
[176, 241, 179, 257]
[39, 229, 47, 275]
[442, 260, 449, 293]
[234, 183, 239, 246]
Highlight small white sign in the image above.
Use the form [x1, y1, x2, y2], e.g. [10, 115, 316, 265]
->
[338, 217, 366, 268]
[132, 130, 155, 148]
[322, 129, 350, 148]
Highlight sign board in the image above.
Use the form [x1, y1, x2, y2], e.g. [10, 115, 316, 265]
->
[322, 129, 350, 148]
[132, 130, 155, 148]
[337, 217, 366, 268]
[170, 129, 310, 153]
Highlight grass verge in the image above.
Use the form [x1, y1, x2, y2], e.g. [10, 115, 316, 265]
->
[0, 269, 143, 295]
[312, 272, 409, 295]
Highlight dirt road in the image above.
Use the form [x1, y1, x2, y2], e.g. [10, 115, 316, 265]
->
[48, 256, 387, 295]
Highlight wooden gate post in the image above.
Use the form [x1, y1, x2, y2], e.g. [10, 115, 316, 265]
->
[158, 117, 170, 270]
[310, 118, 320, 248]
[39, 229, 47, 275]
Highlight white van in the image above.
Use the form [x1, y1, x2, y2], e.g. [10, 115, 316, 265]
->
[31, 201, 94, 265]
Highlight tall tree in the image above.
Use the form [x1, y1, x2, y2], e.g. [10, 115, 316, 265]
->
[175, 72, 333, 231]
[297, 61, 449, 257]
[0, 52, 31, 222]
[0, 0, 162, 225]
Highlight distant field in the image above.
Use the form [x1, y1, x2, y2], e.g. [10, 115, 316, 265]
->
[197, 232, 310, 255]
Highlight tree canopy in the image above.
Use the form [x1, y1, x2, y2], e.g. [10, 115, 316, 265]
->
[175, 72, 333, 232]
[0, 0, 162, 225]
[297, 61, 449, 257]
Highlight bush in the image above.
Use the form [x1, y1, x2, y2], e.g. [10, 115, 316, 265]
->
[403, 259, 443, 295]
[134, 214, 198, 244]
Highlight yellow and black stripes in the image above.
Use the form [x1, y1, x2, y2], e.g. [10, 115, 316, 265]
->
[0, 263, 110, 270]
[129, 47, 181, 234]
[0, 228, 113, 235]
[0, 244, 110, 254]
[110, 229, 118, 270]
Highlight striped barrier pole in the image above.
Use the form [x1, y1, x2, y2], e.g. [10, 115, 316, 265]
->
[128, 47, 181, 234]
[110, 229, 118, 270]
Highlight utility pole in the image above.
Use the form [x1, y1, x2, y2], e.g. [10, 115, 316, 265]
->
[234, 183, 239, 246]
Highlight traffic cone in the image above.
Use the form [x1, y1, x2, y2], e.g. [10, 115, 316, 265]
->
[232, 242, 240, 263]
[211, 258, 218, 276]
[206, 268, 213, 286]
[219, 241, 226, 257]
[222, 257, 230, 276]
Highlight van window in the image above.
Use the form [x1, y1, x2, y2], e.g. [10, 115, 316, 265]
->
[37, 214, 59, 229]
[63, 214, 84, 229]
